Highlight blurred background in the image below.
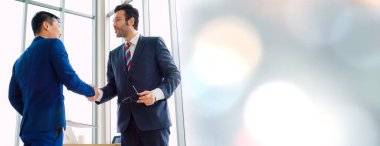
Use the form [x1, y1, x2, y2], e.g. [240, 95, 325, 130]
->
[178, 0, 380, 146]
[1, 0, 380, 146]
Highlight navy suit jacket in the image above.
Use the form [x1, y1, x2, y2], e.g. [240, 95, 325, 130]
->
[96, 36, 181, 132]
[8, 36, 95, 134]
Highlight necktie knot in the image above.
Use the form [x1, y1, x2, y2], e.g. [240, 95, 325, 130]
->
[126, 42, 131, 49]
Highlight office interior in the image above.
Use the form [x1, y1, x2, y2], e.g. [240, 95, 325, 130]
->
[1, 0, 380, 146]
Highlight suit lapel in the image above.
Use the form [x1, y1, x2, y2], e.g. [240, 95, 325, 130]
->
[129, 36, 145, 74]
[118, 43, 128, 75]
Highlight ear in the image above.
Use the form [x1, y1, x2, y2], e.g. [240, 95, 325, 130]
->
[128, 17, 135, 27]
[42, 21, 50, 31]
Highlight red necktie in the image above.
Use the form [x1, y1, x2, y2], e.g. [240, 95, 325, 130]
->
[125, 42, 132, 70]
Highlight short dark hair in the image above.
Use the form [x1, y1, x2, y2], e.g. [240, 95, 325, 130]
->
[31, 11, 60, 35]
[114, 4, 139, 30]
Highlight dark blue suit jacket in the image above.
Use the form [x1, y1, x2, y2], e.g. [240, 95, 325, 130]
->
[97, 36, 181, 132]
[8, 36, 95, 134]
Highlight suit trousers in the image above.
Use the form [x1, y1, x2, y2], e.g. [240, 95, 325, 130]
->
[121, 116, 170, 146]
[20, 128, 63, 146]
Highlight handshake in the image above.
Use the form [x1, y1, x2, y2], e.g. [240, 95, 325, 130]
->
[87, 84, 101, 102]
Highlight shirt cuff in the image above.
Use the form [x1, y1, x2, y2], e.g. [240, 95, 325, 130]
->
[96, 88, 103, 102]
[152, 88, 165, 101]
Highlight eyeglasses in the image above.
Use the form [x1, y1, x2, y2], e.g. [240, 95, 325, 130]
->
[119, 85, 139, 104]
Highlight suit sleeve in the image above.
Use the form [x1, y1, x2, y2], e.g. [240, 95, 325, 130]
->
[155, 37, 181, 98]
[8, 65, 23, 115]
[97, 52, 117, 104]
[50, 39, 95, 97]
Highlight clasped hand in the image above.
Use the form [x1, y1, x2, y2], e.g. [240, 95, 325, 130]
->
[87, 84, 99, 102]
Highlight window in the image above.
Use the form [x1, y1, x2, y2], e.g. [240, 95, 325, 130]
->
[33, 0, 60, 7]
[13, 0, 95, 145]
[109, 0, 122, 14]
[65, 0, 93, 15]
[150, 0, 172, 50]
[149, 0, 177, 145]
[64, 13, 94, 144]
[0, 1, 23, 146]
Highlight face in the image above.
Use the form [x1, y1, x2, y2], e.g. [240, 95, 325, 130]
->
[46, 18, 61, 38]
[113, 10, 133, 38]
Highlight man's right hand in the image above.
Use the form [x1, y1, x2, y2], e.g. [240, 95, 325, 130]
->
[87, 84, 99, 102]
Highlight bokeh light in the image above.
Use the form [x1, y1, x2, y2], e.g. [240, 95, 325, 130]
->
[192, 16, 262, 87]
[185, 16, 263, 117]
[244, 81, 380, 146]
[244, 81, 345, 146]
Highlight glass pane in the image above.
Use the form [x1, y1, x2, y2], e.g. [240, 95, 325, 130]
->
[131, 0, 144, 33]
[150, 0, 172, 50]
[108, 1, 144, 141]
[64, 13, 94, 144]
[0, 1, 23, 146]
[108, 13, 122, 141]
[109, 0, 122, 13]
[109, 14, 123, 51]
[65, 0, 93, 15]
[33, 0, 60, 7]
[149, 0, 176, 145]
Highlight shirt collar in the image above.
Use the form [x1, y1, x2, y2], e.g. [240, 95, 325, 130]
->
[127, 33, 139, 46]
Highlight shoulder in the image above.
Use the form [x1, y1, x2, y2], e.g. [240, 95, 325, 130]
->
[49, 38, 64, 47]
[143, 36, 162, 42]
[37, 38, 65, 52]
[39, 37, 63, 46]
[44, 38, 67, 56]
[141, 36, 166, 46]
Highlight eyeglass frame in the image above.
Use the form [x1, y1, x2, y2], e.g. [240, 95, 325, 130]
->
[118, 85, 139, 104]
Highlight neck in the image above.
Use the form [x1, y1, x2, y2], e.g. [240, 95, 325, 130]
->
[35, 33, 47, 38]
[36, 31, 53, 38]
[124, 30, 138, 42]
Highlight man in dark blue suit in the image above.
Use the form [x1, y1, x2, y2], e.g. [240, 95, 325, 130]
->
[8, 11, 99, 146]
[95, 3, 181, 146]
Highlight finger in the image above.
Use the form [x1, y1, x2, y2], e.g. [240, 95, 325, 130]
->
[137, 90, 150, 96]
[88, 96, 98, 102]
[138, 96, 149, 100]
[136, 99, 145, 103]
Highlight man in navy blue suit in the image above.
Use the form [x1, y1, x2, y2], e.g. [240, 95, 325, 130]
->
[95, 3, 181, 146]
[8, 11, 99, 146]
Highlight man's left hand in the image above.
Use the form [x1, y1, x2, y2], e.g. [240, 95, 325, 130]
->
[136, 90, 156, 106]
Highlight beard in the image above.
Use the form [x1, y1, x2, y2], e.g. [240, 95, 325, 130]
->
[116, 31, 125, 38]
[115, 26, 128, 38]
